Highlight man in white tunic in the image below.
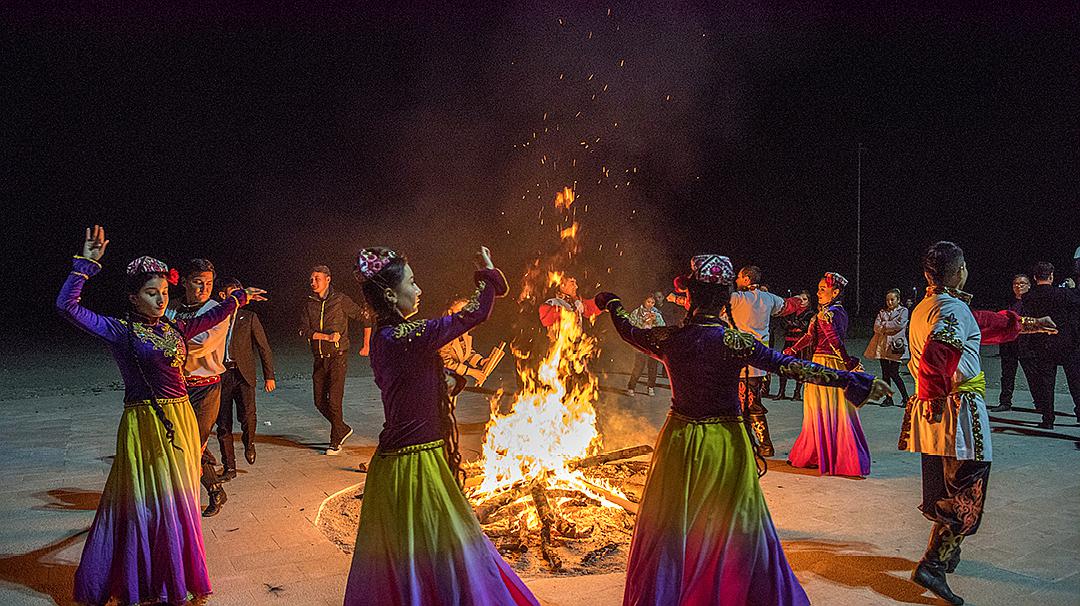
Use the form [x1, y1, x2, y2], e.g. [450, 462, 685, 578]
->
[901, 241, 1055, 604]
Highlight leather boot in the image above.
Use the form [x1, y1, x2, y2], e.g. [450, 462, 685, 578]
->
[749, 413, 774, 457]
[912, 524, 964, 605]
[200, 459, 228, 517]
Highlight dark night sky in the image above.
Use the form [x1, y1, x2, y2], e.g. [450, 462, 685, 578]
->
[3, 3, 1077, 350]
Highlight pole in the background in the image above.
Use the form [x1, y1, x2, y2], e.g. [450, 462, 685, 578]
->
[856, 143, 863, 317]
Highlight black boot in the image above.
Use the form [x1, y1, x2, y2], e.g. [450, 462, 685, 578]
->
[912, 524, 965, 605]
[749, 413, 774, 457]
[203, 485, 228, 517]
[200, 459, 228, 517]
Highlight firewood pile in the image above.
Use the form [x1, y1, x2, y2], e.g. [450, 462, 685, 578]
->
[465, 445, 653, 576]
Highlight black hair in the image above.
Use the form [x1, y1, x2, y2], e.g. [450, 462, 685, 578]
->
[686, 278, 768, 477]
[181, 258, 216, 278]
[922, 241, 965, 286]
[885, 288, 901, 298]
[217, 276, 243, 292]
[1032, 261, 1054, 282]
[739, 265, 762, 285]
[1012, 273, 1031, 284]
[357, 251, 410, 327]
[311, 265, 331, 277]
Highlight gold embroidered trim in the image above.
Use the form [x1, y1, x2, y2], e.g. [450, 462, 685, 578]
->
[121, 320, 185, 368]
[929, 314, 964, 351]
[463, 285, 482, 313]
[777, 360, 841, 384]
[125, 396, 190, 408]
[392, 319, 427, 341]
[963, 392, 985, 461]
[73, 255, 102, 268]
[670, 412, 743, 424]
[898, 396, 914, 450]
[722, 327, 757, 354]
[70, 271, 90, 280]
[641, 326, 676, 351]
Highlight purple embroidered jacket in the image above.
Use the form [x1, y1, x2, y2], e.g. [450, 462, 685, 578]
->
[371, 268, 508, 451]
[601, 295, 873, 418]
[56, 257, 248, 402]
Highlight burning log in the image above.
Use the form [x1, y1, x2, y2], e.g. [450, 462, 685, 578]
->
[473, 483, 527, 524]
[569, 445, 653, 470]
[578, 477, 639, 515]
[529, 482, 563, 571]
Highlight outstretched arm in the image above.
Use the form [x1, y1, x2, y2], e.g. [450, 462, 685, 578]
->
[394, 247, 509, 351]
[596, 293, 664, 361]
[744, 337, 886, 406]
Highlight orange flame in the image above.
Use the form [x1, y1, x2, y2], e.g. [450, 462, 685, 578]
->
[554, 186, 574, 210]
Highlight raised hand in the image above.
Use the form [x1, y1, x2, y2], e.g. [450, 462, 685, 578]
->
[82, 225, 109, 262]
[244, 287, 269, 302]
[474, 246, 494, 270]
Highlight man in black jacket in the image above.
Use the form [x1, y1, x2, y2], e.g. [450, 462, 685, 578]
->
[300, 265, 370, 454]
[1020, 262, 1080, 429]
[215, 278, 276, 479]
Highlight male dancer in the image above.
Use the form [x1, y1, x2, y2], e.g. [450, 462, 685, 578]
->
[901, 242, 1055, 603]
[726, 266, 808, 456]
[539, 274, 602, 337]
[165, 259, 231, 516]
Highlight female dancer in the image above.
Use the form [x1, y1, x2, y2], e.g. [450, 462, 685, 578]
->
[597, 255, 890, 606]
[343, 245, 539, 606]
[56, 226, 265, 605]
[785, 272, 873, 477]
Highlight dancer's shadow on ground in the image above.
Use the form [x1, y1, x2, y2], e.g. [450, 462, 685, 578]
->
[0, 530, 87, 606]
[766, 460, 840, 478]
[258, 433, 330, 453]
[989, 418, 1080, 443]
[783, 539, 936, 604]
[32, 489, 100, 512]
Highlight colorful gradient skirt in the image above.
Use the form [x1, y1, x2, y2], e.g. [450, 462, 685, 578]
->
[623, 413, 809, 606]
[344, 439, 539, 606]
[787, 354, 872, 477]
[74, 396, 211, 605]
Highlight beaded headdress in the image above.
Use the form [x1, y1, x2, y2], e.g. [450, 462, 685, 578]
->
[126, 256, 178, 285]
[354, 247, 400, 283]
[823, 272, 849, 289]
[690, 254, 735, 285]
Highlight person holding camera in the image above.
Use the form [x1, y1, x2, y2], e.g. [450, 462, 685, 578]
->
[864, 288, 911, 407]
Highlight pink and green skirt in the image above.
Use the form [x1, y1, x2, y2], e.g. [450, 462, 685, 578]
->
[74, 396, 210, 605]
[344, 439, 539, 606]
[788, 354, 871, 477]
[624, 413, 809, 606]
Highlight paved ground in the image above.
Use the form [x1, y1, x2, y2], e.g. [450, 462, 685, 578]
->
[1, 340, 1077, 605]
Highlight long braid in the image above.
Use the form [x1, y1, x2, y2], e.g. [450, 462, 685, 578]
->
[439, 373, 465, 489]
[724, 298, 768, 477]
[126, 312, 182, 451]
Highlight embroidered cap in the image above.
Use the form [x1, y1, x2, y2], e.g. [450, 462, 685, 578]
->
[126, 256, 178, 284]
[823, 272, 849, 289]
[354, 247, 399, 282]
[690, 254, 735, 285]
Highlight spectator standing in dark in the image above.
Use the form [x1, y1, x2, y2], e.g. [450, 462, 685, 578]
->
[774, 289, 814, 400]
[988, 274, 1031, 412]
[300, 265, 371, 454]
[625, 293, 664, 396]
[863, 288, 911, 407]
[215, 278, 276, 480]
[1019, 262, 1080, 429]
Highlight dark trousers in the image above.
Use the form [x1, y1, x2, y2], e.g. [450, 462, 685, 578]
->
[313, 353, 349, 443]
[216, 367, 257, 469]
[1026, 354, 1080, 423]
[627, 354, 658, 390]
[919, 454, 991, 536]
[187, 382, 222, 490]
[879, 359, 910, 401]
[999, 346, 1020, 405]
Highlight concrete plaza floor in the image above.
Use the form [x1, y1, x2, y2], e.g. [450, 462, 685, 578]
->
[1, 340, 1077, 605]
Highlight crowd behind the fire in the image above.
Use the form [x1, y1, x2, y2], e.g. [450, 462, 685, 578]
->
[55, 226, 1079, 606]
